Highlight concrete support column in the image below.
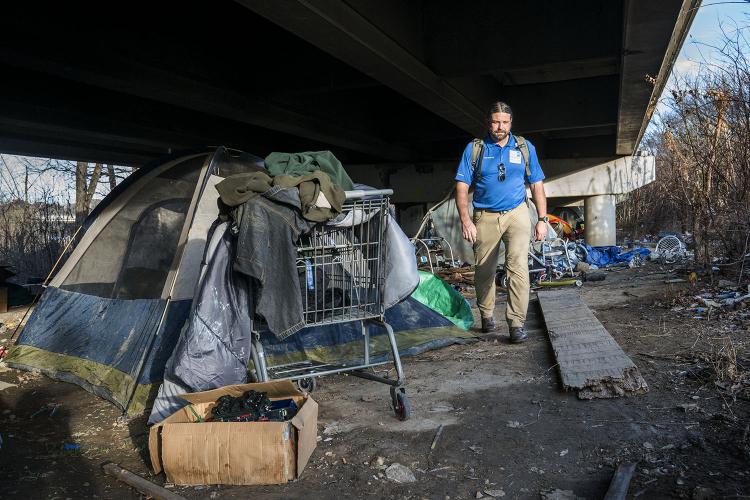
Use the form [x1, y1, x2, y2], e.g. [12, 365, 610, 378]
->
[584, 194, 616, 246]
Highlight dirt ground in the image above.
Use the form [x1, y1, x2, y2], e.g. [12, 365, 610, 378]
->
[1, 263, 749, 499]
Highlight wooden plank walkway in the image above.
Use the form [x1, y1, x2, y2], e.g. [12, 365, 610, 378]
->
[537, 289, 648, 399]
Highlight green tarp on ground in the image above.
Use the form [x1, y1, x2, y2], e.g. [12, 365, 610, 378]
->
[410, 271, 474, 330]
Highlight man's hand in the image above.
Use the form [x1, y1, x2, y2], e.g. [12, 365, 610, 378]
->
[462, 220, 477, 243]
[535, 221, 548, 241]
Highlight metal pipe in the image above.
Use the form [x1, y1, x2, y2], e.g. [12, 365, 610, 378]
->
[344, 189, 393, 199]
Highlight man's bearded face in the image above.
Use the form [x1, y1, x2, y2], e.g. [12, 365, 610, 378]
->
[489, 112, 512, 142]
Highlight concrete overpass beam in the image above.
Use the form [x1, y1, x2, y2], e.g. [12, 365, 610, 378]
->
[543, 154, 655, 198]
[584, 194, 617, 247]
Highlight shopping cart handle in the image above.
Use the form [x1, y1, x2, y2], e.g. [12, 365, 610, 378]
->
[344, 189, 394, 199]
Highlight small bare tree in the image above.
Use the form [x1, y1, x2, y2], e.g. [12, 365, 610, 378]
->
[619, 22, 750, 272]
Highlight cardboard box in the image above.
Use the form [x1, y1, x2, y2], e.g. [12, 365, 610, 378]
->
[149, 380, 318, 485]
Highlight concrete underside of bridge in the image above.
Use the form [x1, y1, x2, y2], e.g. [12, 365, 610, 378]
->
[0, 1, 697, 243]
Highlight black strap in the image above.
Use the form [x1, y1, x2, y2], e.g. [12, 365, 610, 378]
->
[470, 138, 484, 187]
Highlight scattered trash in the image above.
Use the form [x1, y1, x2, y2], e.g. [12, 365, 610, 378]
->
[693, 486, 715, 500]
[0, 345, 6, 359]
[540, 488, 583, 500]
[678, 403, 698, 412]
[530, 466, 545, 474]
[0, 380, 17, 392]
[468, 444, 483, 454]
[483, 489, 505, 498]
[30, 406, 47, 418]
[429, 403, 455, 413]
[62, 443, 81, 451]
[538, 279, 582, 288]
[430, 424, 444, 450]
[559, 449, 568, 457]
[643, 442, 654, 450]
[102, 462, 185, 500]
[575, 262, 592, 273]
[323, 421, 343, 435]
[685, 289, 750, 318]
[697, 297, 722, 308]
[29, 403, 60, 418]
[506, 420, 523, 428]
[384, 463, 416, 483]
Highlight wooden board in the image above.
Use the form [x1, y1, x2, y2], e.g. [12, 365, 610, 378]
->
[0, 287, 7, 313]
[537, 289, 648, 399]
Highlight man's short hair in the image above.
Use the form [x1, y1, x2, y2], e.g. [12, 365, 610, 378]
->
[487, 101, 513, 120]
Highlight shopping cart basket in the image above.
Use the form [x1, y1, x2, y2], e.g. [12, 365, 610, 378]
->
[250, 189, 411, 420]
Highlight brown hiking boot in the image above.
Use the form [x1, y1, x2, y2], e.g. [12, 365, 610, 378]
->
[481, 317, 497, 333]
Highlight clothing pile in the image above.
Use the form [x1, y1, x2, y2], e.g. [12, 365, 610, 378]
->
[215, 151, 353, 339]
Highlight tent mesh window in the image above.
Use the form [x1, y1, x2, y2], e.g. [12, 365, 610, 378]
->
[59, 157, 205, 299]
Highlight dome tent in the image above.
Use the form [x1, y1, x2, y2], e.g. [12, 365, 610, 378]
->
[6, 148, 473, 416]
[5, 149, 242, 414]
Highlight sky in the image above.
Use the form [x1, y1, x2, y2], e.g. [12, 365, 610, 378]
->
[644, 1, 749, 136]
[0, 155, 77, 204]
[659, 1, 749, 99]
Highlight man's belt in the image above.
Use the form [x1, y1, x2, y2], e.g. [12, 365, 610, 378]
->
[475, 207, 513, 214]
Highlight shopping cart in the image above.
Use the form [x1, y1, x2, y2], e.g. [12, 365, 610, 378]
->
[250, 189, 411, 420]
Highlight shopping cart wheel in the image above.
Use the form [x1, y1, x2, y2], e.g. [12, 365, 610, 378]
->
[390, 387, 411, 421]
[495, 271, 508, 289]
[295, 377, 317, 393]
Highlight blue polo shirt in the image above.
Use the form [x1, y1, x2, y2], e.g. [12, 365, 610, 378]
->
[455, 135, 545, 212]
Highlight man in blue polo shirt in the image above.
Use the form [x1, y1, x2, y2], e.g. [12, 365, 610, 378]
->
[455, 101, 548, 343]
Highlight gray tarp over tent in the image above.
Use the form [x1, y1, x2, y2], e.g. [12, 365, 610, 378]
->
[6, 148, 475, 417]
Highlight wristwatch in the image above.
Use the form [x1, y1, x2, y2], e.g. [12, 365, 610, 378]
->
[538, 216, 549, 222]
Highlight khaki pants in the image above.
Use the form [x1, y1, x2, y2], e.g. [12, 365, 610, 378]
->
[473, 202, 531, 328]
